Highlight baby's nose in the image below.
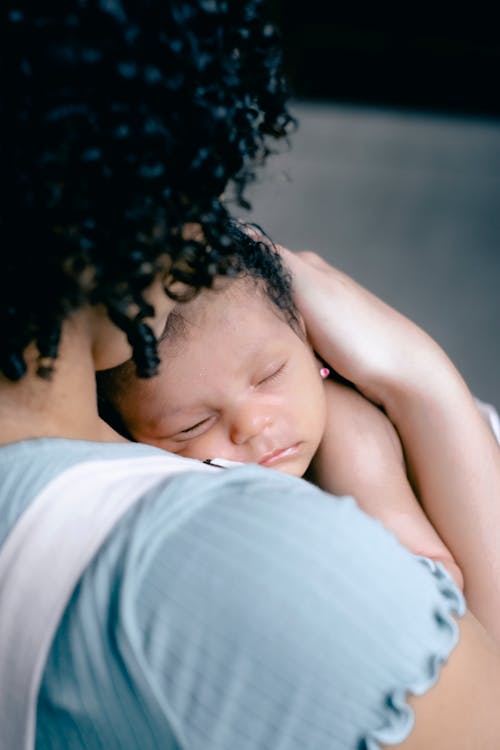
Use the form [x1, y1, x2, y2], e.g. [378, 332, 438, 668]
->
[230, 406, 272, 446]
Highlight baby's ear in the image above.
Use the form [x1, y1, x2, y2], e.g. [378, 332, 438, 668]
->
[287, 306, 308, 343]
[296, 311, 308, 340]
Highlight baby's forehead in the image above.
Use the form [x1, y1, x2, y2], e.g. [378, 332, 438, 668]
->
[163, 277, 284, 342]
[156, 287, 300, 388]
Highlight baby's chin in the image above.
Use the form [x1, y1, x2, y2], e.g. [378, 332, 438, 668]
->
[273, 464, 307, 478]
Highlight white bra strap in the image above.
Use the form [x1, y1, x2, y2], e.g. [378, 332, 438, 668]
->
[0, 454, 216, 750]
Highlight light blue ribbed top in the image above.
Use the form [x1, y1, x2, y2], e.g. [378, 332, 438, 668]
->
[0, 439, 464, 749]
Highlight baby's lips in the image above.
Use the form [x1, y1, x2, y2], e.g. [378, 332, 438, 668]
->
[258, 442, 301, 467]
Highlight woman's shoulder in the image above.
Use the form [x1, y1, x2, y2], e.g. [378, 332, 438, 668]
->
[37, 463, 465, 749]
[0, 438, 164, 546]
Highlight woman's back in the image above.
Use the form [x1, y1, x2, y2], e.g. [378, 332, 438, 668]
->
[1, 439, 464, 749]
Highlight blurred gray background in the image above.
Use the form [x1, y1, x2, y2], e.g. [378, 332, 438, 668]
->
[242, 101, 500, 406]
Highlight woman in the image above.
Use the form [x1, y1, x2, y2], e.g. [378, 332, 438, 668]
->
[1, 2, 500, 749]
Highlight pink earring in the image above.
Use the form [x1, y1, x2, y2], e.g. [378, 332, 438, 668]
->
[320, 367, 330, 379]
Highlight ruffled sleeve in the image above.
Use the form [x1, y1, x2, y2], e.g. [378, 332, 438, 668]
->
[363, 557, 464, 748]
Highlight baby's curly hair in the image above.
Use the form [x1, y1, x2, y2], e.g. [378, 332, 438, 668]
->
[0, 0, 294, 380]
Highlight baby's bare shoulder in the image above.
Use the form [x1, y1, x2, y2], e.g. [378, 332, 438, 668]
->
[321, 379, 404, 466]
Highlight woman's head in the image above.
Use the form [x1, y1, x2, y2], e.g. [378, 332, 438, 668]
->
[0, 0, 293, 380]
[100, 257, 328, 477]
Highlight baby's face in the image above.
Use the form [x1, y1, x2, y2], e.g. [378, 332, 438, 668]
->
[119, 280, 327, 477]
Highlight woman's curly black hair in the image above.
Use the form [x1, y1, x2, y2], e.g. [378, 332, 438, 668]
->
[0, 0, 295, 380]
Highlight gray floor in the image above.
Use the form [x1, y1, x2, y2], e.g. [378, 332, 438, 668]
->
[242, 101, 500, 406]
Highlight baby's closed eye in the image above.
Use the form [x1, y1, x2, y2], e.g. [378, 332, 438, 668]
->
[255, 361, 287, 387]
[180, 418, 211, 434]
[170, 414, 217, 440]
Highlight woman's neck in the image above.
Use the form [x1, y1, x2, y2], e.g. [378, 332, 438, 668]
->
[0, 316, 126, 446]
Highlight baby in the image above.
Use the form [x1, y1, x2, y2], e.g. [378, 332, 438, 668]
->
[99, 251, 463, 584]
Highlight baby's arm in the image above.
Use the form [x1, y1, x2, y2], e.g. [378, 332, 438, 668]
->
[309, 380, 464, 588]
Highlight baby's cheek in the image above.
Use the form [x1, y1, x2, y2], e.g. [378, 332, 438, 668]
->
[142, 435, 179, 453]
[131, 428, 182, 455]
[185, 436, 238, 463]
[175, 437, 217, 461]
[176, 444, 205, 459]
